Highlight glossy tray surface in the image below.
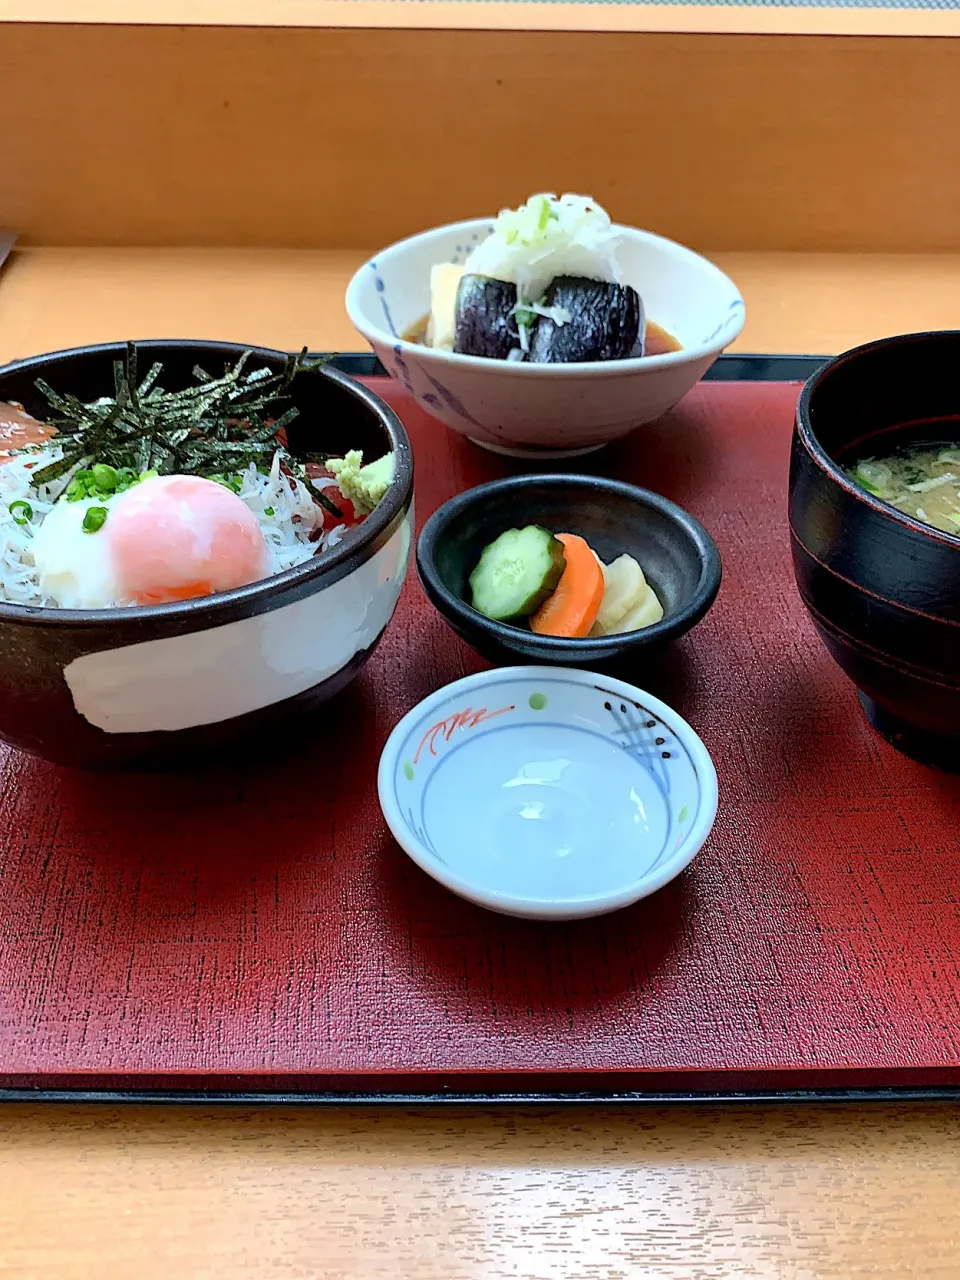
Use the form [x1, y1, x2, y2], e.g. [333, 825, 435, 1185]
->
[2, 358, 958, 1101]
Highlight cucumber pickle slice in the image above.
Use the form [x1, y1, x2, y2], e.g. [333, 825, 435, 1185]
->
[469, 526, 567, 621]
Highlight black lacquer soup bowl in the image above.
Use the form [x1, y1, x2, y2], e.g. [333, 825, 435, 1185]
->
[790, 331, 960, 770]
[0, 340, 413, 770]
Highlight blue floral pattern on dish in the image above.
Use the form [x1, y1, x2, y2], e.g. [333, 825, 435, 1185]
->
[385, 344, 481, 425]
[596, 690, 700, 871]
[369, 261, 398, 338]
[702, 299, 746, 347]
[448, 226, 494, 265]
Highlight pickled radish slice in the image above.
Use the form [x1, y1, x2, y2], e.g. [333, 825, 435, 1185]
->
[593, 554, 646, 634]
[107, 474, 270, 605]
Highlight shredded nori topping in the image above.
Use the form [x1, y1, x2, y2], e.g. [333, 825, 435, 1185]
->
[29, 342, 342, 517]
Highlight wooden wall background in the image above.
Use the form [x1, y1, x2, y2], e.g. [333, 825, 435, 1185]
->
[4, 24, 960, 252]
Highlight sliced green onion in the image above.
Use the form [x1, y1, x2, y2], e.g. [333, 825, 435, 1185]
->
[8, 499, 33, 525]
[91, 463, 119, 492]
[263, 506, 275, 517]
[537, 197, 551, 232]
[82, 505, 108, 533]
[856, 473, 881, 495]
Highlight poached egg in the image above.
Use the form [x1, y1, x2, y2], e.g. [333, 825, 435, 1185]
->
[32, 474, 271, 609]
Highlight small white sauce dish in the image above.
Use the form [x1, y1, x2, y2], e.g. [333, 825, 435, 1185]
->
[346, 217, 745, 458]
[377, 667, 718, 920]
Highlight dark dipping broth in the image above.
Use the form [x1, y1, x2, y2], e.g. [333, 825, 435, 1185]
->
[403, 315, 681, 357]
[847, 438, 960, 535]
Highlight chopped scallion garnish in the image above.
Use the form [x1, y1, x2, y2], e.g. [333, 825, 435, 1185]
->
[82, 506, 108, 534]
[8, 500, 33, 525]
[91, 463, 118, 492]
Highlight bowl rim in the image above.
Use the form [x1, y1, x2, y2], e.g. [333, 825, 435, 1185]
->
[377, 665, 719, 919]
[0, 339, 415, 629]
[795, 329, 960, 551]
[345, 216, 746, 379]
[416, 474, 722, 658]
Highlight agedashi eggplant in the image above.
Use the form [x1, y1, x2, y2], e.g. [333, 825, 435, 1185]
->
[453, 276, 519, 361]
[416, 193, 681, 365]
[527, 277, 644, 364]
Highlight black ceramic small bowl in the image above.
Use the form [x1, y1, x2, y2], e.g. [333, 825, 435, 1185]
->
[791, 331, 960, 770]
[417, 474, 721, 669]
[0, 340, 413, 770]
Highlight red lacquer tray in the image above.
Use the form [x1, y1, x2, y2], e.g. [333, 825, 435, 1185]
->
[2, 355, 959, 1103]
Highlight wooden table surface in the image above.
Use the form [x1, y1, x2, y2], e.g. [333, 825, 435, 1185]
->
[1, 246, 959, 1279]
[4, 247, 960, 365]
[3, 1102, 960, 1278]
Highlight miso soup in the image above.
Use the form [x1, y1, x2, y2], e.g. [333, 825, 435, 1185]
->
[847, 444, 960, 535]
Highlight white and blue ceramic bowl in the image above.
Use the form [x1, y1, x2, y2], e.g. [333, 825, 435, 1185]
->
[0, 340, 414, 770]
[346, 217, 745, 459]
[378, 667, 718, 920]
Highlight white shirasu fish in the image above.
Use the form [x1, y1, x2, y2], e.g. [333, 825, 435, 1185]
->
[0, 446, 341, 608]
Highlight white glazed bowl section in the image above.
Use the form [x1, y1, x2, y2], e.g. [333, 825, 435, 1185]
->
[378, 666, 718, 920]
[346, 218, 746, 455]
[66, 512, 415, 736]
